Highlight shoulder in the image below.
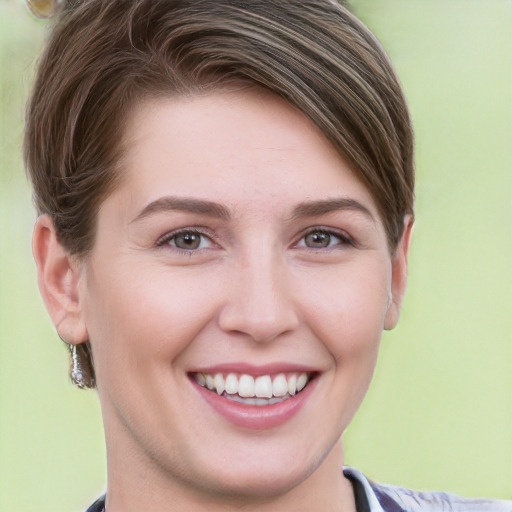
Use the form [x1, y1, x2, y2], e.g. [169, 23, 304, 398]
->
[370, 480, 512, 512]
[343, 467, 512, 512]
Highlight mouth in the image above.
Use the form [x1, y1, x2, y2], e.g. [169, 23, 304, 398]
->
[190, 371, 314, 406]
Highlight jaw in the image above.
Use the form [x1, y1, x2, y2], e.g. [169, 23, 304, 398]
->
[99, 365, 355, 512]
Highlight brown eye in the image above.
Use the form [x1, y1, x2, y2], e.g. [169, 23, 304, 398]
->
[173, 232, 201, 250]
[160, 230, 214, 251]
[26, 0, 60, 19]
[298, 229, 352, 249]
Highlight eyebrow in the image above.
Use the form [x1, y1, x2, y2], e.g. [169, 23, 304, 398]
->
[131, 196, 374, 224]
[290, 198, 375, 221]
[131, 196, 231, 223]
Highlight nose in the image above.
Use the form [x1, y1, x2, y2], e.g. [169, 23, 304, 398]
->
[218, 251, 299, 343]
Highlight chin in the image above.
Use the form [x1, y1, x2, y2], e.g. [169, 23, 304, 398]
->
[193, 450, 319, 502]
[205, 473, 305, 504]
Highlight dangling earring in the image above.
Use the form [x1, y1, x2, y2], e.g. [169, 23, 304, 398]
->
[70, 344, 86, 389]
[25, 0, 61, 19]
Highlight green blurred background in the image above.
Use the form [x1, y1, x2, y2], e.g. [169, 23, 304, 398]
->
[0, 0, 510, 510]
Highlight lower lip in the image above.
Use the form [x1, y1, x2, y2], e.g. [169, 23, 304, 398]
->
[191, 377, 317, 430]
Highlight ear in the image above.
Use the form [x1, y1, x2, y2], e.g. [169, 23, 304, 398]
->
[384, 216, 414, 330]
[32, 215, 88, 344]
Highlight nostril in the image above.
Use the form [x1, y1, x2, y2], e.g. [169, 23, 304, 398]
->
[218, 303, 298, 343]
[218, 313, 299, 343]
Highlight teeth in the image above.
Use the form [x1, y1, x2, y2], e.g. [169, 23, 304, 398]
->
[194, 373, 206, 387]
[226, 394, 290, 406]
[214, 373, 224, 395]
[193, 371, 312, 401]
[296, 373, 308, 392]
[225, 373, 238, 394]
[238, 374, 255, 397]
[272, 374, 288, 397]
[205, 374, 215, 390]
[254, 375, 273, 398]
[287, 374, 297, 395]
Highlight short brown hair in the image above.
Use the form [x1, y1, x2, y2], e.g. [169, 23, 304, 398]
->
[24, 0, 415, 388]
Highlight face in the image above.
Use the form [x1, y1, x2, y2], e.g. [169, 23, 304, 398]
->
[67, 89, 409, 502]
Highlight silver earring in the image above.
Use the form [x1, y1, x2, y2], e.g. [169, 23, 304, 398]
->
[70, 344, 86, 389]
[25, 0, 62, 19]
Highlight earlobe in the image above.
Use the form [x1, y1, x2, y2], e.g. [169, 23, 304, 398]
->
[384, 216, 414, 330]
[32, 215, 88, 344]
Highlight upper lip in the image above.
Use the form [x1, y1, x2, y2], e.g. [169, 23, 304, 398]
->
[188, 362, 319, 376]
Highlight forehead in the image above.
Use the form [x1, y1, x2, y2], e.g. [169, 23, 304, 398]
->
[111, 89, 381, 223]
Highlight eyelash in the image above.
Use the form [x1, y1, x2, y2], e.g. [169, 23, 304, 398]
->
[156, 227, 354, 254]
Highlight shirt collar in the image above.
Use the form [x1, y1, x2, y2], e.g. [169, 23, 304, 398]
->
[343, 467, 386, 512]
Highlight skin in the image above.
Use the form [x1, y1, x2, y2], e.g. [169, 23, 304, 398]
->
[33, 88, 412, 512]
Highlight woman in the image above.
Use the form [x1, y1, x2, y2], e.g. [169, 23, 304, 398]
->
[24, 1, 511, 511]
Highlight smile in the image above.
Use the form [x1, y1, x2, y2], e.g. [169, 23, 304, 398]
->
[192, 372, 312, 405]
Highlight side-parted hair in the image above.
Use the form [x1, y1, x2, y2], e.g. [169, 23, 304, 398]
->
[24, 0, 415, 388]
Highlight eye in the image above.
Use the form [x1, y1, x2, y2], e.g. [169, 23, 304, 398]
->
[158, 229, 213, 251]
[297, 229, 353, 249]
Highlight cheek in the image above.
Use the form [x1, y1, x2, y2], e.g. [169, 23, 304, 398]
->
[298, 263, 389, 429]
[297, 259, 391, 357]
[82, 261, 222, 382]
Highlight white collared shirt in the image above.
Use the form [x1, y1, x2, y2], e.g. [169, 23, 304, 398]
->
[343, 467, 512, 512]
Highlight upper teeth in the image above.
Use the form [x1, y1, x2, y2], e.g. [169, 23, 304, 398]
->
[194, 372, 310, 399]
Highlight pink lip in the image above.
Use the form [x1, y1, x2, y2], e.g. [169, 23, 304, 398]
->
[189, 362, 318, 376]
[190, 373, 318, 430]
